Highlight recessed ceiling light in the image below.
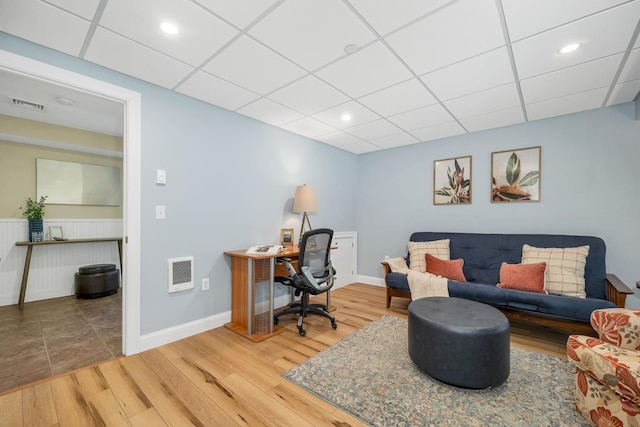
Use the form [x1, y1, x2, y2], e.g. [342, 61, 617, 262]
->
[160, 22, 179, 35]
[55, 97, 74, 106]
[341, 114, 352, 122]
[344, 44, 359, 55]
[558, 42, 581, 55]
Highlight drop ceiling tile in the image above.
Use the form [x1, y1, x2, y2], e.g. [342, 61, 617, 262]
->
[176, 71, 259, 111]
[459, 107, 524, 133]
[370, 131, 420, 149]
[357, 78, 437, 117]
[445, 84, 521, 119]
[99, 0, 238, 67]
[521, 54, 622, 104]
[501, 0, 629, 41]
[512, 1, 640, 79]
[248, 0, 376, 71]
[385, 0, 505, 75]
[388, 104, 454, 131]
[607, 79, 640, 105]
[315, 42, 413, 99]
[236, 98, 305, 127]
[193, 0, 280, 29]
[0, 0, 90, 55]
[85, 27, 194, 89]
[409, 121, 466, 142]
[202, 36, 306, 95]
[314, 130, 365, 147]
[311, 101, 379, 129]
[43, 0, 100, 20]
[526, 87, 609, 121]
[281, 117, 337, 138]
[345, 119, 402, 140]
[267, 75, 349, 115]
[340, 141, 381, 154]
[421, 47, 514, 101]
[349, 0, 455, 36]
[618, 48, 640, 83]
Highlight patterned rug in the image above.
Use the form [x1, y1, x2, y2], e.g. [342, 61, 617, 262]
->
[283, 315, 591, 426]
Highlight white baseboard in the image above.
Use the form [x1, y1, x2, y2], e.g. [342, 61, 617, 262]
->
[0, 288, 74, 307]
[137, 310, 231, 352]
[357, 275, 385, 287]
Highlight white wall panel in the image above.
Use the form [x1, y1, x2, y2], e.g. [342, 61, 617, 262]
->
[0, 219, 123, 306]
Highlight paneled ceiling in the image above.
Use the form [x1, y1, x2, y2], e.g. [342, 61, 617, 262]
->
[1, 0, 639, 154]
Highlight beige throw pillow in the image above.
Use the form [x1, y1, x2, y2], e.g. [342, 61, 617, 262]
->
[521, 244, 590, 298]
[408, 239, 450, 272]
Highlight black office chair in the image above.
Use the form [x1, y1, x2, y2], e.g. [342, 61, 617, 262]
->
[273, 228, 337, 336]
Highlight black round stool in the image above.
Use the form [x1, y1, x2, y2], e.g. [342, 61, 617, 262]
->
[408, 297, 510, 389]
[74, 264, 119, 299]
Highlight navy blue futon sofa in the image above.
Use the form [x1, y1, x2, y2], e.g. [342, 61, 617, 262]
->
[383, 232, 634, 335]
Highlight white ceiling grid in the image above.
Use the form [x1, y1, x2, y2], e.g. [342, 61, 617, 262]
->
[0, 0, 638, 153]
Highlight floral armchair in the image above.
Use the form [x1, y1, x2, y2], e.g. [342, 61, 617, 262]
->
[567, 308, 640, 426]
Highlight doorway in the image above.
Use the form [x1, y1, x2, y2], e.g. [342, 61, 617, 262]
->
[0, 50, 142, 384]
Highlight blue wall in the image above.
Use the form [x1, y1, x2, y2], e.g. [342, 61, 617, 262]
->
[357, 103, 640, 306]
[0, 33, 358, 333]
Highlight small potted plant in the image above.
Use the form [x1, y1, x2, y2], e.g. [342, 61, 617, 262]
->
[20, 196, 47, 242]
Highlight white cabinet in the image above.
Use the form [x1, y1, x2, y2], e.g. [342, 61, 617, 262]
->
[331, 232, 357, 288]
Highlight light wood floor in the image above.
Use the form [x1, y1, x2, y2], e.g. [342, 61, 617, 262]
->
[0, 283, 571, 427]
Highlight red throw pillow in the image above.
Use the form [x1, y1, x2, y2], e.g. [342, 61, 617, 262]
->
[425, 253, 467, 282]
[497, 262, 547, 294]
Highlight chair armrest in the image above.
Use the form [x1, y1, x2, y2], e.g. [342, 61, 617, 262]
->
[590, 308, 640, 349]
[567, 334, 640, 405]
[606, 274, 634, 307]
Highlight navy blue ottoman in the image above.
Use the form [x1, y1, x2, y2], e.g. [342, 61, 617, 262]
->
[408, 297, 510, 389]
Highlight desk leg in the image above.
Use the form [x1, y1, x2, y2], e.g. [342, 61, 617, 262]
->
[18, 245, 33, 310]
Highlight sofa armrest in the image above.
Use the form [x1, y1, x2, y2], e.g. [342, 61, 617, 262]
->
[590, 308, 640, 349]
[381, 261, 392, 276]
[606, 274, 634, 308]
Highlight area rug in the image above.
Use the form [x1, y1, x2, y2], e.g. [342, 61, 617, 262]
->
[283, 315, 590, 426]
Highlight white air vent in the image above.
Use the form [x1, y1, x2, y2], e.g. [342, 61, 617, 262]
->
[9, 97, 47, 112]
[168, 257, 194, 293]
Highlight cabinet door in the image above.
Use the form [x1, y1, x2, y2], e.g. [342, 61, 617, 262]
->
[331, 233, 356, 288]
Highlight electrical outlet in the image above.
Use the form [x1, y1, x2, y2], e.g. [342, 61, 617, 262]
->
[202, 277, 210, 291]
[384, 255, 389, 260]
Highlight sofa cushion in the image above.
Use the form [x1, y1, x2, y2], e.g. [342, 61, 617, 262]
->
[425, 253, 466, 282]
[522, 244, 589, 298]
[497, 262, 547, 294]
[408, 239, 449, 272]
[448, 281, 616, 322]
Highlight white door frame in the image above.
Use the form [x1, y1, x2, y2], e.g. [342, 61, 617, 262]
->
[0, 49, 142, 355]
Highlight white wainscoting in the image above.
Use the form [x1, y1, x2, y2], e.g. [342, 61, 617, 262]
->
[0, 219, 123, 307]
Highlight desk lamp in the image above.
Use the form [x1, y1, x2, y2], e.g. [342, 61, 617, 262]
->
[292, 184, 317, 245]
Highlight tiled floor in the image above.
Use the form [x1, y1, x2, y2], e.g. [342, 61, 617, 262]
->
[0, 290, 122, 393]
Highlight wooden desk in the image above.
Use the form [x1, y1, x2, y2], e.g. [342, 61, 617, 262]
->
[15, 237, 123, 310]
[223, 246, 301, 342]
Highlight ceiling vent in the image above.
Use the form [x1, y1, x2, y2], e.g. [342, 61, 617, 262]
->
[9, 96, 47, 112]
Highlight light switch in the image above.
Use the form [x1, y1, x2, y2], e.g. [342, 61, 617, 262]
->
[156, 169, 166, 184]
[156, 205, 166, 219]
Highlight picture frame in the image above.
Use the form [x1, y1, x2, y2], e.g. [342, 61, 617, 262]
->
[491, 146, 541, 203]
[280, 228, 294, 247]
[433, 156, 472, 205]
[49, 225, 63, 240]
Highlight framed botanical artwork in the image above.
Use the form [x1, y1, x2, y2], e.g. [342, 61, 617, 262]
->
[491, 146, 541, 203]
[434, 156, 472, 205]
[280, 228, 294, 247]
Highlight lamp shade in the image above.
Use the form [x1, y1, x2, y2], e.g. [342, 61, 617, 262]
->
[292, 185, 317, 213]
